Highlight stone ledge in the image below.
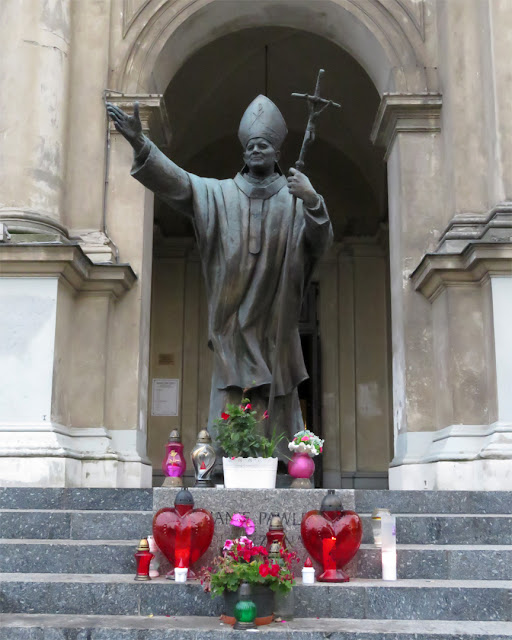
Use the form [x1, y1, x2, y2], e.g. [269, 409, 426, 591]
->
[0, 614, 510, 640]
[0, 243, 136, 298]
[1, 575, 511, 620]
[411, 243, 512, 301]
[2, 541, 512, 580]
[370, 93, 442, 158]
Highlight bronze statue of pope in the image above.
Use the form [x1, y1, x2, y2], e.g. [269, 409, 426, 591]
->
[106, 95, 332, 454]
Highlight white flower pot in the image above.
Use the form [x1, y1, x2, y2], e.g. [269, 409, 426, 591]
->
[222, 456, 278, 489]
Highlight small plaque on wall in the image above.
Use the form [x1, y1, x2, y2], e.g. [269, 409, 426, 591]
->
[151, 378, 179, 416]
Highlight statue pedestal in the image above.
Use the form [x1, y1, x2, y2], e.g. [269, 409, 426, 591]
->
[153, 487, 356, 575]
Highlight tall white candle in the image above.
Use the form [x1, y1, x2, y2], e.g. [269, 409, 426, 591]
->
[381, 513, 397, 581]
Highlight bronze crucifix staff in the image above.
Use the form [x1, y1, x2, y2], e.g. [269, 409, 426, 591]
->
[267, 68, 341, 432]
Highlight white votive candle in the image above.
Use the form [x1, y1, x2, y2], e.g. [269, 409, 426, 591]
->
[302, 566, 315, 584]
[381, 513, 397, 581]
[174, 567, 188, 583]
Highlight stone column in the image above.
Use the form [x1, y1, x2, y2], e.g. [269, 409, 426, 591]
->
[103, 95, 168, 486]
[371, 94, 445, 487]
[0, 0, 70, 237]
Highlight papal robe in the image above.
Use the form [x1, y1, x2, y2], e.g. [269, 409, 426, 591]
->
[132, 138, 333, 438]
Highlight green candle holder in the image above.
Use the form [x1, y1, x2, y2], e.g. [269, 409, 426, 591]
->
[233, 582, 257, 630]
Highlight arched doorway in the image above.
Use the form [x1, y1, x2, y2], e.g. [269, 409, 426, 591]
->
[146, 25, 392, 488]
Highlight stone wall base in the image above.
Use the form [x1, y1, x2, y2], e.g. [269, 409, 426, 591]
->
[0, 424, 152, 487]
[0, 455, 152, 488]
[389, 459, 512, 490]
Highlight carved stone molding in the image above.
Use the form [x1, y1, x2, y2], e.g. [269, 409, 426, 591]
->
[435, 203, 512, 255]
[412, 243, 512, 302]
[371, 93, 442, 159]
[0, 244, 136, 299]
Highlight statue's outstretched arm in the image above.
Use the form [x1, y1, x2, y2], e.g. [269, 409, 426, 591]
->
[106, 101, 193, 216]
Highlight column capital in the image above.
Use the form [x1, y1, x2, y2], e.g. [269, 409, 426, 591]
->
[371, 93, 442, 159]
[105, 93, 170, 146]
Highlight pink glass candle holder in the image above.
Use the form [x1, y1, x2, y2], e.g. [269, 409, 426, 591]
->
[288, 451, 315, 488]
[162, 429, 186, 486]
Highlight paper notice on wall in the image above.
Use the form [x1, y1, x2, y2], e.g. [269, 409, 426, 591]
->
[151, 378, 179, 416]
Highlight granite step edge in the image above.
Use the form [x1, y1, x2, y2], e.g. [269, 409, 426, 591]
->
[2, 574, 512, 587]
[0, 614, 511, 639]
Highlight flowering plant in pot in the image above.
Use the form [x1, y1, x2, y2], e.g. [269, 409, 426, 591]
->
[287, 429, 324, 488]
[215, 399, 285, 488]
[200, 513, 298, 625]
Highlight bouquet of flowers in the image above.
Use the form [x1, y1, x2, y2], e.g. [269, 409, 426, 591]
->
[200, 513, 298, 597]
[288, 429, 324, 457]
[215, 398, 285, 458]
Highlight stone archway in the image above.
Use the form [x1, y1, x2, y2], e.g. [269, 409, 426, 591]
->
[110, 0, 444, 488]
[118, 0, 435, 97]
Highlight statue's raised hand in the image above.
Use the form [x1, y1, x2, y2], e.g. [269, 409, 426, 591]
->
[106, 101, 145, 155]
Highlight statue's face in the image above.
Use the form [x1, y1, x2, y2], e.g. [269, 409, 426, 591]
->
[243, 137, 280, 175]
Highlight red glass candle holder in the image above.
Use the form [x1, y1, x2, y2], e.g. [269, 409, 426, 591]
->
[301, 490, 362, 583]
[134, 538, 154, 581]
[153, 488, 214, 579]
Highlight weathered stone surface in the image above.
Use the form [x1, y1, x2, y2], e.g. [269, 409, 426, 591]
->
[0, 511, 72, 540]
[0, 542, 136, 574]
[69, 512, 153, 541]
[395, 515, 512, 545]
[0, 489, 153, 511]
[354, 491, 512, 515]
[3, 542, 512, 580]
[1, 576, 511, 621]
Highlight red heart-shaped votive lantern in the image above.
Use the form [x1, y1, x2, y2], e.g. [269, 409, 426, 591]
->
[301, 489, 362, 582]
[153, 488, 214, 573]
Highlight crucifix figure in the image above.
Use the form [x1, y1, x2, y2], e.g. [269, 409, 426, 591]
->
[106, 72, 335, 461]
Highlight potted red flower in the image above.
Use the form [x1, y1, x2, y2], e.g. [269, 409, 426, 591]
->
[200, 513, 298, 625]
[215, 398, 285, 488]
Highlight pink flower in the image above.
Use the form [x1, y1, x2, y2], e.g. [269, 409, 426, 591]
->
[223, 539, 234, 551]
[221, 412, 230, 420]
[244, 403, 252, 412]
[262, 410, 269, 420]
[230, 513, 255, 535]
[244, 518, 255, 535]
[301, 436, 310, 442]
[230, 513, 247, 528]
[319, 447, 323, 453]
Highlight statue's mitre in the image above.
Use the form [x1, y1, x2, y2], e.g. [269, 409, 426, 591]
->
[238, 95, 288, 150]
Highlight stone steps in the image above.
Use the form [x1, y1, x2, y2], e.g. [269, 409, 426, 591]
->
[3, 540, 512, 580]
[1, 488, 511, 639]
[3, 510, 512, 545]
[1, 575, 511, 621]
[1, 615, 511, 640]
[2, 488, 512, 514]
